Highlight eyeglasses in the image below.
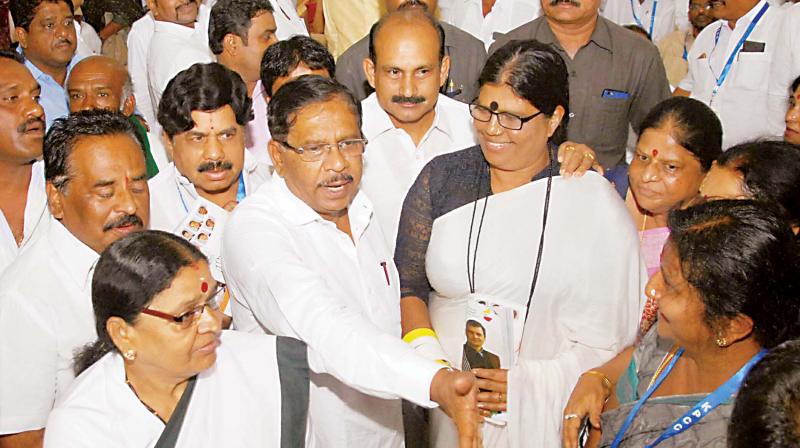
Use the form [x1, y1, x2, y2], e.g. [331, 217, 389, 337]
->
[140, 284, 224, 330]
[469, 103, 543, 131]
[689, 3, 713, 11]
[278, 138, 368, 162]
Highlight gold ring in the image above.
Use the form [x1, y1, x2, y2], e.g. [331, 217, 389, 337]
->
[566, 145, 576, 152]
[584, 152, 595, 160]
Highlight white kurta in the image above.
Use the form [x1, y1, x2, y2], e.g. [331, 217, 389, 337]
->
[438, 0, 541, 49]
[0, 219, 99, 434]
[222, 177, 443, 448]
[0, 161, 50, 276]
[44, 331, 290, 447]
[360, 93, 477, 252]
[425, 173, 645, 447]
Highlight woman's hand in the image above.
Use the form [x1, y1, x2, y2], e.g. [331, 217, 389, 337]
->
[473, 368, 508, 416]
[561, 371, 611, 448]
[558, 142, 604, 177]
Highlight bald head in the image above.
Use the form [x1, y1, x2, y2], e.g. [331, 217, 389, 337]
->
[67, 55, 135, 116]
[368, 9, 445, 64]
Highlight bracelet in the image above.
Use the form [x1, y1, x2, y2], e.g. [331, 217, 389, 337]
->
[583, 370, 613, 401]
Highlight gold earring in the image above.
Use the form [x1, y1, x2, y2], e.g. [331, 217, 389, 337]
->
[715, 337, 727, 347]
[124, 349, 137, 361]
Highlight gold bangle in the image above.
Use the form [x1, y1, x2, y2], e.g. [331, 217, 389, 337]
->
[582, 370, 613, 399]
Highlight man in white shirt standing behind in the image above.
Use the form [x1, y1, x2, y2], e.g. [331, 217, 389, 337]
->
[223, 75, 480, 448]
[149, 63, 271, 297]
[602, 0, 689, 44]
[673, 0, 782, 148]
[438, 0, 540, 49]
[0, 110, 150, 448]
[361, 10, 477, 251]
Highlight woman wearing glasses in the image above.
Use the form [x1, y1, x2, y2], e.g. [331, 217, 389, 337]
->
[394, 39, 645, 447]
[43, 231, 309, 448]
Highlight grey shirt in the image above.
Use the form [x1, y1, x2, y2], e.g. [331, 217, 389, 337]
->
[490, 16, 671, 168]
[335, 21, 487, 103]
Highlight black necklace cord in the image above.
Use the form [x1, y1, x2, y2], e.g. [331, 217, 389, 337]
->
[466, 168, 488, 294]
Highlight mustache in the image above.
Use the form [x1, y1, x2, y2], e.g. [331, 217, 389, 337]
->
[103, 214, 143, 232]
[55, 37, 72, 47]
[17, 117, 45, 134]
[391, 95, 426, 104]
[398, 0, 429, 10]
[549, 0, 581, 6]
[197, 160, 234, 173]
[318, 173, 354, 187]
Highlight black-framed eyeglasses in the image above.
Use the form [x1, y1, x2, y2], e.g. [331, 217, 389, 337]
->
[278, 138, 368, 162]
[141, 284, 224, 330]
[688, 2, 713, 11]
[469, 103, 543, 131]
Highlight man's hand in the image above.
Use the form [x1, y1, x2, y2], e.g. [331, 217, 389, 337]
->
[557, 141, 604, 177]
[430, 369, 482, 448]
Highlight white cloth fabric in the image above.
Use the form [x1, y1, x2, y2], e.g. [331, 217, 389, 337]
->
[44, 331, 286, 447]
[74, 20, 103, 57]
[360, 93, 477, 252]
[0, 162, 50, 276]
[601, 0, 689, 44]
[767, 3, 800, 137]
[246, 80, 273, 166]
[147, 20, 214, 116]
[269, 0, 309, 39]
[223, 176, 443, 448]
[0, 219, 99, 433]
[127, 12, 157, 126]
[424, 173, 644, 447]
[678, 0, 783, 148]
[438, 0, 541, 49]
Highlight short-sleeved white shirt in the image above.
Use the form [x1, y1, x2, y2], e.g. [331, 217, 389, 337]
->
[0, 161, 50, 276]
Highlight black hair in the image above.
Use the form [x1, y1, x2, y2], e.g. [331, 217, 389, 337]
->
[716, 140, 800, 227]
[208, 0, 274, 55]
[368, 9, 445, 63]
[10, 0, 74, 31]
[667, 200, 800, 349]
[268, 75, 362, 142]
[638, 96, 722, 171]
[0, 49, 25, 64]
[479, 39, 570, 145]
[623, 24, 651, 41]
[465, 319, 486, 336]
[260, 35, 335, 95]
[74, 231, 206, 375]
[792, 74, 800, 94]
[729, 340, 800, 448]
[157, 62, 253, 140]
[44, 109, 145, 191]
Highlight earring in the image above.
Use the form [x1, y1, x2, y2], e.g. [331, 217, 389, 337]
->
[715, 337, 728, 347]
[124, 349, 137, 361]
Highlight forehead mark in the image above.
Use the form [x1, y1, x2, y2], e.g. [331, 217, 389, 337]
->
[652, 149, 659, 157]
[200, 279, 208, 293]
[489, 101, 499, 111]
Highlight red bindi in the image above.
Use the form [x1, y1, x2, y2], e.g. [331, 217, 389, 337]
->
[201, 281, 208, 293]
[651, 149, 659, 157]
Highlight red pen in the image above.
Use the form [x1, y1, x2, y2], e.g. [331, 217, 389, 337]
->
[380, 261, 390, 286]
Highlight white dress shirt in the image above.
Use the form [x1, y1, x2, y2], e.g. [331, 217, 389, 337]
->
[222, 177, 443, 448]
[360, 93, 477, 251]
[601, 0, 689, 44]
[247, 80, 273, 166]
[439, 0, 541, 49]
[767, 3, 800, 137]
[679, 0, 782, 149]
[0, 219, 98, 433]
[127, 12, 157, 126]
[0, 162, 50, 276]
[74, 20, 102, 57]
[147, 20, 214, 114]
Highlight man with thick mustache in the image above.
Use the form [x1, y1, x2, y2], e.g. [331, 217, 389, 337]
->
[674, 0, 784, 148]
[222, 74, 481, 448]
[490, 0, 670, 171]
[149, 63, 271, 303]
[336, 0, 487, 103]
[0, 110, 149, 448]
[0, 51, 49, 276]
[10, 0, 85, 129]
[360, 9, 477, 251]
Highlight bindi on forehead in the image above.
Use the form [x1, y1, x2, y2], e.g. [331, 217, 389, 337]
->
[651, 149, 659, 157]
[200, 279, 208, 293]
[489, 101, 499, 111]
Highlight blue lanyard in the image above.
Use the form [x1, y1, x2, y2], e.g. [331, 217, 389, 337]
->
[630, 0, 658, 38]
[177, 172, 246, 214]
[611, 348, 767, 448]
[710, 2, 769, 99]
[682, 44, 688, 61]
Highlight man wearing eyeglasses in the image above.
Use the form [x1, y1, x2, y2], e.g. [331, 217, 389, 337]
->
[148, 63, 271, 315]
[222, 74, 482, 448]
[0, 110, 149, 448]
[360, 9, 477, 252]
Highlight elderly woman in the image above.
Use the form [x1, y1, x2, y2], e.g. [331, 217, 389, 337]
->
[44, 231, 309, 447]
[562, 200, 800, 448]
[394, 39, 644, 447]
[784, 75, 800, 145]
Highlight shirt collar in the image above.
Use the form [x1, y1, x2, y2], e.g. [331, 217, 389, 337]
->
[537, 16, 613, 54]
[153, 19, 198, 38]
[723, 0, 769, 30]
[361, 92, 452, 141]
[48, 217, 100, 290]
[18, 46, 83, 85]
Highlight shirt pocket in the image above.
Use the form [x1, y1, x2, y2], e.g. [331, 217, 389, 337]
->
[588, 95, 632, 148]
[731, 50, 770, 92]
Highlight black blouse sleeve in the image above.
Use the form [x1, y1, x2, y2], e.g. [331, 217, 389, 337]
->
[394, 161, 435, 303]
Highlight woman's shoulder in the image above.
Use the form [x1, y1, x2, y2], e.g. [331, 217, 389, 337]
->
[423, 145, 484, 179]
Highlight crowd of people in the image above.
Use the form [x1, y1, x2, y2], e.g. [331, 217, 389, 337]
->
[0, 0, 799, 447]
